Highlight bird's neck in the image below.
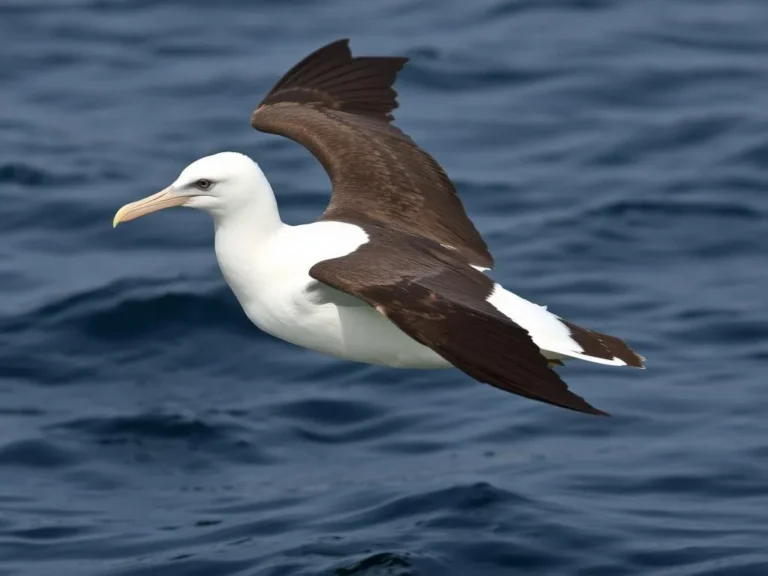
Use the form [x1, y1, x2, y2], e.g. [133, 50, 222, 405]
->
[212, 190, 289, 332]
[212, 181, 285, 307]
[211, 182, 283, 242]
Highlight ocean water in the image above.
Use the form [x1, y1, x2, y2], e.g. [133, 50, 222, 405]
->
[2, 0, 768, 574]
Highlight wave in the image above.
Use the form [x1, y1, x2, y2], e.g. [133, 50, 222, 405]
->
[48, 409, 276, 466]
[4, 278, 253, 342]
[0, 162, 83, 187]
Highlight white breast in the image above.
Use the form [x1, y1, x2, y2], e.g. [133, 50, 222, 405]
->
[214, 221, 450, 369]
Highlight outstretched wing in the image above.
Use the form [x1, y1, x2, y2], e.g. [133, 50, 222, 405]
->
[308, 231, 608, 416]
[250, 39, 493, 269]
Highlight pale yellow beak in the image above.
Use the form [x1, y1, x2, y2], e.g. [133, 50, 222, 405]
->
[112, 187, 187, 228]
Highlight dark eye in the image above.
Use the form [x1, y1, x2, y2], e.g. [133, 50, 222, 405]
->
[195, 178, 212, 190]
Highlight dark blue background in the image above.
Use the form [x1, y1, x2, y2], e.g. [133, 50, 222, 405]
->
[2, 1, 767, 574]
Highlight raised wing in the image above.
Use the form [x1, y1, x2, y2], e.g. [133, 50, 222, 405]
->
[250, 39, 493, 269]
[309, 230, 607, 416]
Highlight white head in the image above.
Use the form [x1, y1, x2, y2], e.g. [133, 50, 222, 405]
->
[113, 152, 278, 228]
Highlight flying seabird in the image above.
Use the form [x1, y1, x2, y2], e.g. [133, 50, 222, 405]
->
[113, 39, 644, 416]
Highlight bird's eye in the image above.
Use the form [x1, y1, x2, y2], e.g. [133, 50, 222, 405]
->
[195, 178, 212, 190]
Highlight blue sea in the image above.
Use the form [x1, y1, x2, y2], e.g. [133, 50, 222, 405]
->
[2, 1, 768, 574]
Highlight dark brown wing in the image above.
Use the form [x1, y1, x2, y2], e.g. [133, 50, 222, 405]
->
[251, 39, 494, 269]
[309, 230, 607, 416]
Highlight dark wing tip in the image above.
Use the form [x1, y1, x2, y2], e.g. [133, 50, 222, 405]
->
[253, 39, 408, 124]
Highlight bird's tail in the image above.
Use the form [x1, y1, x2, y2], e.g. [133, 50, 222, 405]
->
[557, 320, 645, 368]
[486, 283, 645, 368]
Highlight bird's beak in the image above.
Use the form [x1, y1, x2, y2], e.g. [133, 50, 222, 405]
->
[112, 187, 187, 228]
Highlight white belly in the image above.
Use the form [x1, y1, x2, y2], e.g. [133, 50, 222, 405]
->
[250, 288, 449, 369]
[214, 221, 451, 369]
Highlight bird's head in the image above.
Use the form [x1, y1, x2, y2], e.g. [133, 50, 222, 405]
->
[113, 152, 273, 227]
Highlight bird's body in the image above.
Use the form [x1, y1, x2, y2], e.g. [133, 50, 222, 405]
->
[114, 39, 645, 416]
[215, 213, 449, 368]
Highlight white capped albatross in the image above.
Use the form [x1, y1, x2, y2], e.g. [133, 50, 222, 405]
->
[113, 39, 644, 416]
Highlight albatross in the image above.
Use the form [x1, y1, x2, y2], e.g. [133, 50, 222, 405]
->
[113, 39, 644, 416]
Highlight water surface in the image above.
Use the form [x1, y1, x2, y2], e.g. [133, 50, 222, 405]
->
[2, 1, 768, 574]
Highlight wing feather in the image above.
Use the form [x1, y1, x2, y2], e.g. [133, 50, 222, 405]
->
[251, 39, 493, 269]
[309, 233, 608, 416]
